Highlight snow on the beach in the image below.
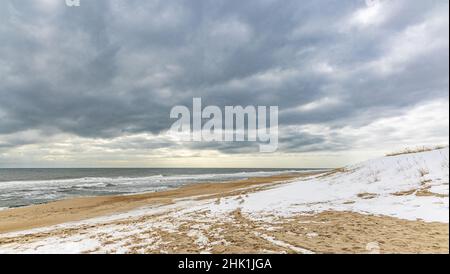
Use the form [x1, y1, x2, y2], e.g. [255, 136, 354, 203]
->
[200, 147, 449, 223]
[0, 148, 448, 254]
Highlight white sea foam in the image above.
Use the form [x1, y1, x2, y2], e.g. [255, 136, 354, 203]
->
[0, 169, 312, 209]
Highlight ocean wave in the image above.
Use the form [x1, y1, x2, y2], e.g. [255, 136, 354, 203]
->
[0, 175, 166, 190]
[0, 170, 306, 190]
[0, 169, 309, 208]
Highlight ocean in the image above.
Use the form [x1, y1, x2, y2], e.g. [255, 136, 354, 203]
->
[0, 168, 319, 209]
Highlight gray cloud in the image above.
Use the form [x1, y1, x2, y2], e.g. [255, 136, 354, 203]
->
[0, 0, 448, 161]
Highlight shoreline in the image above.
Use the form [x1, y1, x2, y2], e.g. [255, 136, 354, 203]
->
[1, 148, 448, 254]
[0, 172, 319, 234]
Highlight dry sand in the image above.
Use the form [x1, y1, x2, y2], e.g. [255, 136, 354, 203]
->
[0, 172, 448, 254]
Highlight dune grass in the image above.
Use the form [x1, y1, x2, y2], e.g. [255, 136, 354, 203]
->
[386, 145, 448, 157]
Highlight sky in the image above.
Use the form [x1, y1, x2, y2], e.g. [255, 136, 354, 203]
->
[0, 0, 448, 168]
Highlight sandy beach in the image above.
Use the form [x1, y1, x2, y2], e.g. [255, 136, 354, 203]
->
[0, 149, 449, 254]
[0, 173, 307, 234]
[0, 0, 448, 259]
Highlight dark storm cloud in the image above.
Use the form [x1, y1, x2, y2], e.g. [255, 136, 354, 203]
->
[0, 0, 448, 153]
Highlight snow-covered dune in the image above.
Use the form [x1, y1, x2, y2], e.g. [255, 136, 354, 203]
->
[201, 148, 449, 223]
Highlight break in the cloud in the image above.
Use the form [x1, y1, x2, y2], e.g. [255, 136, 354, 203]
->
[0, 0, 448, 167]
